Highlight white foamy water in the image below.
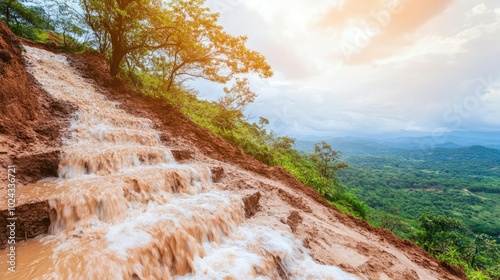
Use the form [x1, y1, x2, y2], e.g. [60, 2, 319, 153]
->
[1, 46, 359, 280]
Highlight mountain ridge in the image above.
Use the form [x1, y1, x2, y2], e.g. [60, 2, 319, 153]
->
[295, 136, 500, 156]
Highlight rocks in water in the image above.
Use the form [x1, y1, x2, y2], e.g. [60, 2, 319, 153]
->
[171, 149, 194, 161]
[14, 150, 61, 183]
[210, 166, 225, 183]
[243, 191, 261, 218]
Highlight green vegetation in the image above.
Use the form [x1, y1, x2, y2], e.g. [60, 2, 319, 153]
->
[337, 147, 500, 278]
[415, 214, 499, 279]
[310, 141, 349, 181]
[0, 0, 53, 40]
[158, 87, 366, 218]
[1, 0, 88, 51]
[338, 148, 500, 237]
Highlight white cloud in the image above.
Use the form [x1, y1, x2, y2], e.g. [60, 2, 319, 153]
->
[201, 0, 500, 138]
[469, 3, 489, 17]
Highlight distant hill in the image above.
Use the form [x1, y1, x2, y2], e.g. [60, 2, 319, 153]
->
[295, 137, 393, 155]
[295, 132, 500, 156]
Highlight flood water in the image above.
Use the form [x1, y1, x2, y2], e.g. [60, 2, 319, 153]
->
[0, 46, 358, 280]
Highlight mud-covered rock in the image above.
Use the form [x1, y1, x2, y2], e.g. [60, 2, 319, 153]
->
[171, 149, 194, 161]
[287, 211, 303, 233]
[0, 201, 51, 249]
[14, 151, 61, 183]
[0, 22, 73, 185]
[243, 192, 261, 219]
[210, 166, 224, 183]
[0, 49, 12, 62]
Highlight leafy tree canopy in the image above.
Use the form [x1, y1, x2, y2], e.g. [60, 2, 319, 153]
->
[0, 0, 53, 39]
[311, 141, 348, 180]
[80, 0, 273, 90]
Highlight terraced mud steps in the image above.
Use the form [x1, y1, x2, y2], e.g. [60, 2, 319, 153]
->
[0, 46, 359, 279]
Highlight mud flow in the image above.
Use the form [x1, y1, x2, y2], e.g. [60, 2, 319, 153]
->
[0, 46, 358, 280]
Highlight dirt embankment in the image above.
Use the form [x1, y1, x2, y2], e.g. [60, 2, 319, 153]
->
[0, 22, 76, 183]
[0, 22, 75, 247]
[0, 20, 466, 279]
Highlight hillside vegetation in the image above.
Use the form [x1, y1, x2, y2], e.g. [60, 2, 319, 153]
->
[337, 145, 500, 235]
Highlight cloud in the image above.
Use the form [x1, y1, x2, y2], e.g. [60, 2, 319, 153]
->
[204, 0, 500, 138]
[318, 0, 456, 64]
[469, 3, 489, 16]
[213, 3, 317, 79]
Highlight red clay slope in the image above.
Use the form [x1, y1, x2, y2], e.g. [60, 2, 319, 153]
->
[0, 22, 77, 247]
[0, 21, 75, 184]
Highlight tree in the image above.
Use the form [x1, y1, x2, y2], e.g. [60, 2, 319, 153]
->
[43, 1, 87, 51]
[151, 0, 272, 91]
[257, 117, 269, 130]
[466, 234, 500, 271]
[375, 206, 408, 233]
[0, 0, 53, 39]
[218, 78, 256, 112]
[80, 0, 273, 86]
[310, 141, 348, 179]
[0, 0, 15, 24]
[80, 0, 176, 76]
[418, 213, 467, 252]
[271, 136, 296, 151]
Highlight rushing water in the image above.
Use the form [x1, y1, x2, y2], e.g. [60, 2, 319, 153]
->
[1, 46, 359, 280]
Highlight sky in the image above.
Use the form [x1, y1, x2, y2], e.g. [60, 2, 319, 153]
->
[201, 0, 500, 139]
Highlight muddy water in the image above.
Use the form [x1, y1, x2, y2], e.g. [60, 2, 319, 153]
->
[1, 46, 359, 280]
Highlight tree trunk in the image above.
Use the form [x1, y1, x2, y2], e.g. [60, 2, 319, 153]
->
[5, 1, 11, 26]
[166, 72, 175, 92]
[109, 8, 125, 77]
[109, 34, 125, 77]
[110, 52, 123, 77]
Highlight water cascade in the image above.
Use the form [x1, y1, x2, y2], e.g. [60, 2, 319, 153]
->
[1, 46, 359, 280]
